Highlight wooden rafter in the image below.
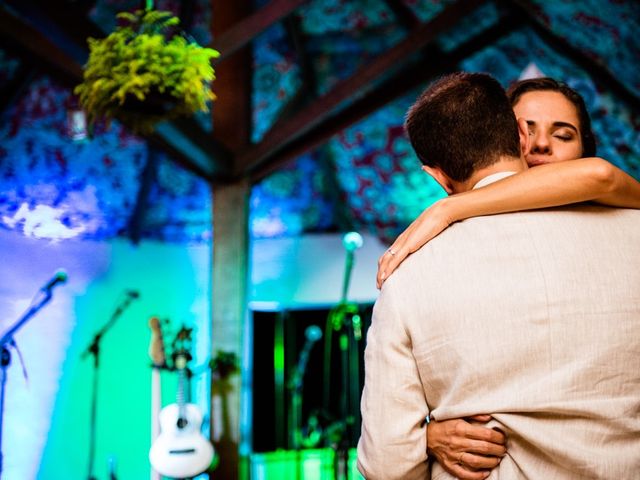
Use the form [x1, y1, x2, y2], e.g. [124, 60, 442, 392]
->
[28, 0, 105, 50]
[211, 0, 253, 153]
[0, 5, 83, 82]
[235, 0, 483, 178]
[210, 0, 308, 62]
[382, 0, 421, 30]
[284, 13, 316, 96]
[249, 6, 524, 183]
[179, 0, 197, 32]
[0, 0, 234, 181]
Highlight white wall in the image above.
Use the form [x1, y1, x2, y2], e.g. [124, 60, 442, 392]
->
[0, 228, 384, 479]
[251, 232, 386, 310]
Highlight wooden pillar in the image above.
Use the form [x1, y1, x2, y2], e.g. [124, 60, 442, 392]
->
[210, 0, 252, 476]
[211, 178, 250, 479]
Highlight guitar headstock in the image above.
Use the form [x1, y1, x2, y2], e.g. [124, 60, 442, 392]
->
[171, 325, 193, 371]
[148, 317, 167, 368]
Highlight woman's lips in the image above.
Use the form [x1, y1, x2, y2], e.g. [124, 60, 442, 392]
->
[527, 156, 550, 166]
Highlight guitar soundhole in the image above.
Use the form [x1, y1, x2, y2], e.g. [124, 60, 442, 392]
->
[177, 417, 189, 429]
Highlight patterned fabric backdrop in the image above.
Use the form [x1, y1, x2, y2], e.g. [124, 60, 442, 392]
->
[0, 0, 638, 243]
[0, 76, 212, 242]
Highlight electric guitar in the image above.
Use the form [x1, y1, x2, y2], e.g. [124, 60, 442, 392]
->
[149, 326, 214, 479]
[148, 317, 166, 480]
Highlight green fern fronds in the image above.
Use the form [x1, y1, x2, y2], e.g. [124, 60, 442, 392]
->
[75, 9, 220, 134]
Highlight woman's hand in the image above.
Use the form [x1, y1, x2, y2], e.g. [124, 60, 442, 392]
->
[427, 415, 507, 480]
[377, 199, 453, 288]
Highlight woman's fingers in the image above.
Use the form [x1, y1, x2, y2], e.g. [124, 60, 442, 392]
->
[377, 225, 420, 288]
[377, 245, 409, 288]
[446, 460, 491, 480]
[467, 414, 493, 423]
[447, 417, 506, 446]
[428, 418, 506, 479]
[464, 423, 507, 446]
[457, 451, 502, 470]
[377, 203, 452, 288]
[443, 446, 504, 479]
[461, 437, 507, 457]
[376, 229, 411, 288]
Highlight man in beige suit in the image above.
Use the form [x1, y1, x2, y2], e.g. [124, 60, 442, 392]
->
[357, 72, 640, 479]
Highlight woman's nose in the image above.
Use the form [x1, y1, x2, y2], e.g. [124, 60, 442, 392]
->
[531, 132, 552, 154]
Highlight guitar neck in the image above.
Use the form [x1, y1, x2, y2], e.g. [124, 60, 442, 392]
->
[176, 359, 189, 420]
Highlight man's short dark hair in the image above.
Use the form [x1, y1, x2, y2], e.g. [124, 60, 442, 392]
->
[405, 72, 521, 183]
[506, 77, 597, 157]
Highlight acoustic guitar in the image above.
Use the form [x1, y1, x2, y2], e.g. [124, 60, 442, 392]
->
[149, 326, 214, 478]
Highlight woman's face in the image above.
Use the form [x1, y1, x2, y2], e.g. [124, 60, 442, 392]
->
[512, 91, 584, 166]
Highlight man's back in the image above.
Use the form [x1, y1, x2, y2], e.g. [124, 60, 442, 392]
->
[358, 205, 640, 479]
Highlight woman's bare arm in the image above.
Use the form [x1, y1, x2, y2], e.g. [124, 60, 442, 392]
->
[377, 157, 640, 288]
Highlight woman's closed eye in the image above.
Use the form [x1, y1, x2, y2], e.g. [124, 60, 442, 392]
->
[553, 130, 576, 141]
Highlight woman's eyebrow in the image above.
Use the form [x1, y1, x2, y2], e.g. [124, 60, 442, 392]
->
[552, 121, 578, 132]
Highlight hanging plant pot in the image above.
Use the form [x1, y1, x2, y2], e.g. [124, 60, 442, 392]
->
[74, 9, 220, 134]
[120, 89, 178, 116]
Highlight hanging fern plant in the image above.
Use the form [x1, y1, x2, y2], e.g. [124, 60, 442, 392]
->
[75, 8, 220, 134]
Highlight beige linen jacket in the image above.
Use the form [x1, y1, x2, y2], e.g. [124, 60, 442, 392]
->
[357, 205, 640, 479]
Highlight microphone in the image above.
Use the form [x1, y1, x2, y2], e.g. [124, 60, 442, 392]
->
[41, 269, 68, 291]
[126, 289, 140, 299]
[305, 325, 323, 343]
[342, 232, 364, 252]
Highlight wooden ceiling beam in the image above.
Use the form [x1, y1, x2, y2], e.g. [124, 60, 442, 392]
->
[236, 0, 484, 177]
[211, 0, 253, 156]
[0, 5, 84, 82]
[284, 13, 316, 96]
[27, 0, 105, 50]
[0, 0, 234, 181]
[249, 7, 522, 183]
[382, 0, 421, 30]
[211, 0, 308, 62]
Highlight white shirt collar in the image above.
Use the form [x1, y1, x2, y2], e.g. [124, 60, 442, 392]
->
[473, 171, 518, 190]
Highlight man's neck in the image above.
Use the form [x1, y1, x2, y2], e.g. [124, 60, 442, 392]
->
[452, 156, 528, 193]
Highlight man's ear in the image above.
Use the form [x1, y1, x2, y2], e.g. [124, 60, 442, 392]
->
[422, 165, 454, 195]
[517, 117, 531, 158]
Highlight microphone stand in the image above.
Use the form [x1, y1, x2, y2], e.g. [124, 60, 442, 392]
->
[287, 334, 317, 480]
[324, 235, 363, 480]
[0, 287, 58, 478]
[82, 293, 137, 480]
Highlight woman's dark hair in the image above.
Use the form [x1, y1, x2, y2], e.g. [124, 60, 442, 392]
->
[506, 77, 597, 157]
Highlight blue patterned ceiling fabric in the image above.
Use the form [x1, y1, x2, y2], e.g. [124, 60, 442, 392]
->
[527, 0, 640, 98]
[0, 76, 213, 242]
[0, 0, 638, 243]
